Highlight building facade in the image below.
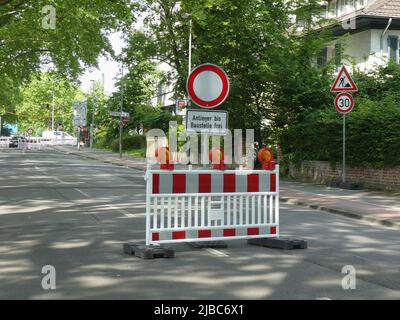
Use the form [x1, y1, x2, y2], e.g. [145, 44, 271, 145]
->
[319, 0, 400, 71]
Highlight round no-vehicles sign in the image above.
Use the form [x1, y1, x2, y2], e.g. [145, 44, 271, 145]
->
[335, 93, 354, 113]
[187, 64, 230, 108]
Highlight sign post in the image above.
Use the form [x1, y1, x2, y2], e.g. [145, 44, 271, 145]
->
[73, 101, 87, 151]
[343, 114, 346, 183]
[331, 67, 357, 184]
[186, 63, 230, 167]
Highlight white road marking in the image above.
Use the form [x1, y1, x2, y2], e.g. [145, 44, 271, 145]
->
[53, 177, 65, 183]
[74, 188, 89, 197]
[204, 248, 229, 257]
[105, 204, 135, 218]
[316, 297, 332, 300]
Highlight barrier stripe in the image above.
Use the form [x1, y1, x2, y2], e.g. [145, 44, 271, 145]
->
[270, 174, 276, 192]
[247, 174, 259, 192]
[152, 174, 160, 194]
[223, 228, 236, 237]
[152, 172, 276, 194]
[199, 174, 211, 193]
[223, 174, 236, 192]
[198, 229, 211, 238]
[173, 174, 186, 193]
[151, 226, 278, 243]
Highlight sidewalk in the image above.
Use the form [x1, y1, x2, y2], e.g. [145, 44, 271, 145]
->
[280, 180, 400, 229]
[54, 146, 400, 230]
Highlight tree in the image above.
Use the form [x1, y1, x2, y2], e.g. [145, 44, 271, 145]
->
[15, 73, 83, 135]
[123, 0, 335, 147]
[0, 0, 135, 85]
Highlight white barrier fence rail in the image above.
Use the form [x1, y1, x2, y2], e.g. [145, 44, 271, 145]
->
[0, 137, 75, 149]
[0, 137, 10, 148]
[22, 138, 75, 149]
[145, 167, 279, 245]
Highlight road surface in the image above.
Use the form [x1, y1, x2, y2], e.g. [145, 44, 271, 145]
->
[0, 148, 399, 299]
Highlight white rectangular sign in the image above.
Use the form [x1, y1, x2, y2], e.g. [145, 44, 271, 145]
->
[175, 99, 188, 116]
[186, 110, 228, 135]
[73, 101, 87, 127]
[109, 111, 130, 118]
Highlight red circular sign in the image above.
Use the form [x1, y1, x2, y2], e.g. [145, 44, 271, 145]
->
[187, 64, 229, 108]
[335, 92, 354, 114]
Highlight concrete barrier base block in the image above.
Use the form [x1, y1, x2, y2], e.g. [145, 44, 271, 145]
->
[188, 241, 228, 249]
[248, 238, 307, 250]
[123, 243, 175, 259]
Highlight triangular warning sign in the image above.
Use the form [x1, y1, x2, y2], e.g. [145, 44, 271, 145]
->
[331, 66, 358, 92]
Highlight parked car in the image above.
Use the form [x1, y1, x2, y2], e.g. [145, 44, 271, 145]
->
[9, 135, 26, 148]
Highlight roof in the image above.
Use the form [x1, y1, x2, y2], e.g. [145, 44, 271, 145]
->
[334, 0, 400, 20]
[322, 0, 400, 35]
[364, 0, 400, 18]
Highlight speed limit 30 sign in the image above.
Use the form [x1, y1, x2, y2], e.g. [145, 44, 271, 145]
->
[335, 92, 354, 113]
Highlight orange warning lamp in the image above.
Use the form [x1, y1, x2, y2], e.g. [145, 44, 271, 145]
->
[258, 148, 275, 170]
[209, 147, 227, 170]
[155, 146, 174, 170]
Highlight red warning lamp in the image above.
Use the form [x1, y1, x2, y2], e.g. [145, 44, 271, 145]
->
[258, 148, 275, 170]
[155, 146, 174, 170]
[209, 147, 227, 170]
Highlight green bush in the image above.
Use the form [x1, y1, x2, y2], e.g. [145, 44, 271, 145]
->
[281, 95, 400, 168]
[110, 134, 146, 153]
[123, 134, 146, 149]
[279, 63, 400, 169]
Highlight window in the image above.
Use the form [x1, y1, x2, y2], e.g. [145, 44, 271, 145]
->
[317, 47, 328, 66]
[388, 36, 398, 63]
[335, 43, 342, 67]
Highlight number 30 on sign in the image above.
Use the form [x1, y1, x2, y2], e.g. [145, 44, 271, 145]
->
[335, 92, 354, 114]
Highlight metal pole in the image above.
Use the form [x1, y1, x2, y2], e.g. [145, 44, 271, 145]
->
[185, 19, 192, 164]
[119, 66, 124, 159]
[77, 127, 80, 151]
[188, 19, 192, 77]
[342, 114, 346, 183]
[90, 81, 95, 149]
[51, 91, 55, 131]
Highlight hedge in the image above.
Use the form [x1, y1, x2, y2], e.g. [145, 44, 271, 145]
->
[280, 95, 400, 168]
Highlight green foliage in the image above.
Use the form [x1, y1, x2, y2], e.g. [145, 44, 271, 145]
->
[109, 134, 146, 153]
[0, 0, 135, 85]
[123, 0, 334, 148]
[15, 73, 83, 134]
[281, 63, 400, 168]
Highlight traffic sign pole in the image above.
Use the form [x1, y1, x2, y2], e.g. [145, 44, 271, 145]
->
[343, 114, 346, 183]
[77, 127, 80, 151]
[119, 65, 124, 159]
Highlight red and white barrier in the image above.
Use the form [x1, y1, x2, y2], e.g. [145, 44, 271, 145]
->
[145, 167, 279, 245]
[16, 138, 75, 149]
[0, 137, 10, 148]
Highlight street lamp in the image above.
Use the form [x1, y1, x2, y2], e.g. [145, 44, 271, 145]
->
[182, 13, 192, 77]
[47, 90, 55, 131]
[119, 64, 125, 159]
[182, 13, 192, 163]
[90, 80, 96, 149]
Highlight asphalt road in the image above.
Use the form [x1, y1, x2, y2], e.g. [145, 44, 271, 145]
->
[0, 148, 399, 299]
